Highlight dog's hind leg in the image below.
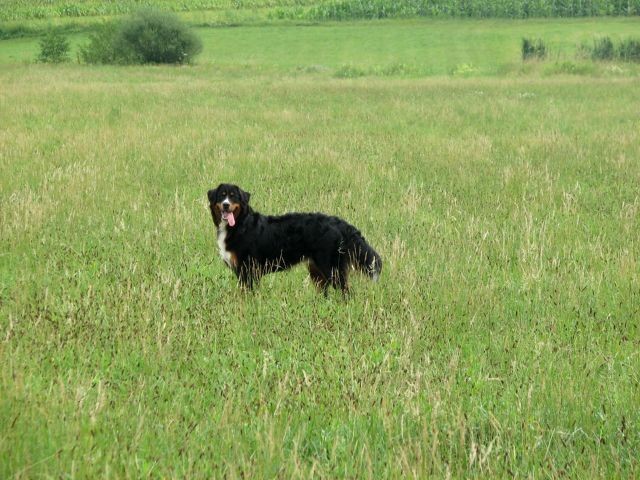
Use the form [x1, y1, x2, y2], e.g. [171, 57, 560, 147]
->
[336, 267, 350, 295]
[308, 261, 329, 296]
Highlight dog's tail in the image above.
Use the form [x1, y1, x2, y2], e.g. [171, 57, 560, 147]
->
[345, 231, 382, 282]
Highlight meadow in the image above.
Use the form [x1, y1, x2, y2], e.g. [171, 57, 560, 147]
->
[1, 14, 640, 479]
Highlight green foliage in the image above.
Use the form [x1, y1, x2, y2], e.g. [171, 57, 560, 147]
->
[522, 37, 547, 61]
[118, 9, 203, 64]
[617, 37, 640, 62]
[36, 29, 70, 63]
[577, 36, 640, 63]
[591, 36, 615, 60]
[79, 9, 202, 65]
[78, 22, 124, 64]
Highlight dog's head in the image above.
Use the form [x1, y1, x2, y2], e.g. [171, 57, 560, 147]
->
[207, 183, 251, 228]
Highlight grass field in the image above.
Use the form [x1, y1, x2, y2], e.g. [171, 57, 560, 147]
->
[1, 16, 640, 479]
[2, 18, 640, 76]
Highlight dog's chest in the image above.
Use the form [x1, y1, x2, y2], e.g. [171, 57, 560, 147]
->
[217, 225, 234, 267]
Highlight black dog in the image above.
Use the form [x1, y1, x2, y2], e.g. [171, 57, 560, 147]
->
[208, 183, 382, 294]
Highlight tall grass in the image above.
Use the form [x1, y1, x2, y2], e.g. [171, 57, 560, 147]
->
[618, 37, 640, 61]
[1, 61, 639, 477]
[522, 37, 547, 60]
[578, 35, 640, 62]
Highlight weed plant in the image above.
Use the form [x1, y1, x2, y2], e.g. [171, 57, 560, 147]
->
[578, 36, 640, 62]
[522, 37, 547, 60]
[618, 38, 640, 61]
[590, 36, 615, 60]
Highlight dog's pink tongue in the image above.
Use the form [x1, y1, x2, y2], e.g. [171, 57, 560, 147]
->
[227, 212, 235, 227]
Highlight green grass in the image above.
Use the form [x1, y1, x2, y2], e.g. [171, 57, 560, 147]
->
[1, 17, 640, 479]
[2, 17, 640, 76]
[189, 18, 640, 75]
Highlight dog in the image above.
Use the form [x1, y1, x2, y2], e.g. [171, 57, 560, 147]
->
[207, 183, 382, 294]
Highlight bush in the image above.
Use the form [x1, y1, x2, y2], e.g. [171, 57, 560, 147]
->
[80, 9, 202, 65]
[79, 22, 125, 64]
[617, 38, 640, 62]
[37, 30, 70, 63]
[118, 9, 202, 64]
[522, 38, 546, 61]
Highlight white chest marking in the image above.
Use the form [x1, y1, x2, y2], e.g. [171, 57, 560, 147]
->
[217, 224, 233, 267]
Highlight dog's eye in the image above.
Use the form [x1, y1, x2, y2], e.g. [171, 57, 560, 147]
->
[221, 192, 226, 196]
[230, 192, 235, 197]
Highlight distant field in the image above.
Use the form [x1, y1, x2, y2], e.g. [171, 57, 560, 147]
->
[0, 0, 322, 21]
[2, 18, 640, 77]
[2, 0, 639, 22]
[1, 14, 640, 480]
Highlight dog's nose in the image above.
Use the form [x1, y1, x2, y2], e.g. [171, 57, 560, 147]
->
[222, 202, 230, 210]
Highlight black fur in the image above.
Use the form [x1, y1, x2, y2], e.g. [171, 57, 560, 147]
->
[208, 183, 382, 294]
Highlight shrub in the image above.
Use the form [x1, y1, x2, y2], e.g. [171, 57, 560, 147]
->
[617, 38, 640, 62]
[118, 9, 202, 64]
[79, 22, 126, 64]
[37, 30, 70, 63]
[522, 38, 546, 61]
[80, 9, 202, 65]
[590, 36, 614, 60]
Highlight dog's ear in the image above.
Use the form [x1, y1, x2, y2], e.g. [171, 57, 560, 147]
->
[207, 187, 218, 203]
[240, 189, 251, 205]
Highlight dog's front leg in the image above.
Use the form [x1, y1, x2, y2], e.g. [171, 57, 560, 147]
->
[236, 263, 258, 291]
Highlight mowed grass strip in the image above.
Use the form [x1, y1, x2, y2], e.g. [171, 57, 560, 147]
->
[1, 64, 639, 477]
